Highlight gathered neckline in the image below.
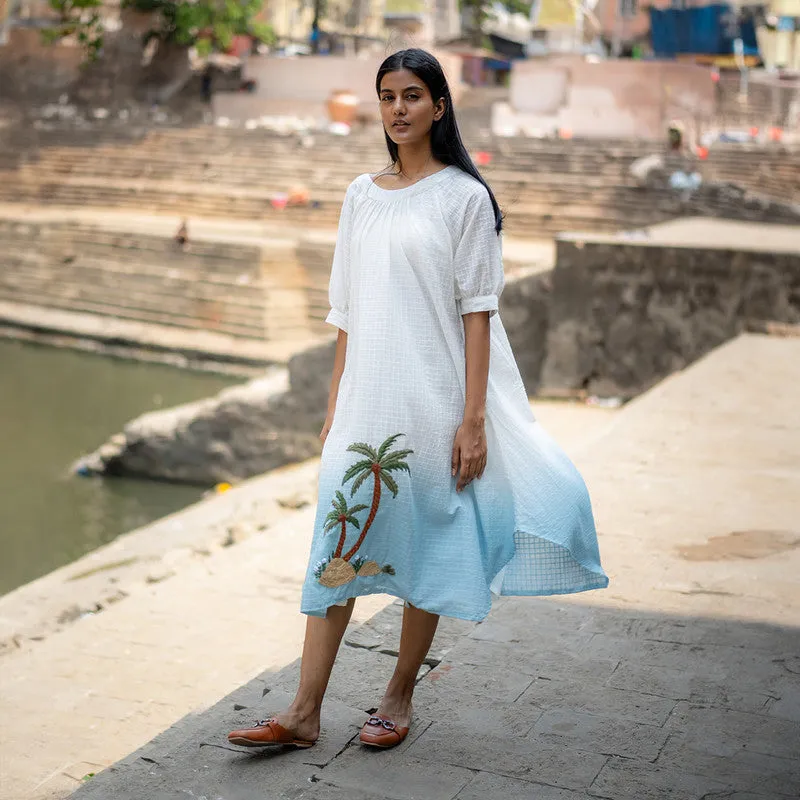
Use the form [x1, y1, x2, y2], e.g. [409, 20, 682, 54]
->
[366, 165, 455, 201]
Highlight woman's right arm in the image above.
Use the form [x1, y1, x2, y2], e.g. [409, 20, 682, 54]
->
[320, 328, 347, 442]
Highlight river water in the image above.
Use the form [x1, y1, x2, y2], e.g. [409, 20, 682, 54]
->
[0, 340, 239, 597]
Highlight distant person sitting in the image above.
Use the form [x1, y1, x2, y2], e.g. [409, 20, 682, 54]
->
[175, 219, 189, 250]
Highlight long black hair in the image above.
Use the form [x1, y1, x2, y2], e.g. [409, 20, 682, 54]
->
[375, 48, 503, 234]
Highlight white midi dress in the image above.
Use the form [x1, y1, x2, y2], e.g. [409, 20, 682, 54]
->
[300, 165, 608, 622]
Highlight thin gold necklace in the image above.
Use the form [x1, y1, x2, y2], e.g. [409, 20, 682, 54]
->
[396, 153, 434, 184]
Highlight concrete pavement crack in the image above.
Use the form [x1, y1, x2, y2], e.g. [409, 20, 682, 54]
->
[198, 742, 243, 753]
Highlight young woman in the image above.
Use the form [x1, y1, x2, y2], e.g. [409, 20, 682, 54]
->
[228, 48, 608, 751]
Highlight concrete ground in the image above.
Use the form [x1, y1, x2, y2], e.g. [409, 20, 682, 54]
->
[0, 392, 612, 799]
[53, 333, 800, 800]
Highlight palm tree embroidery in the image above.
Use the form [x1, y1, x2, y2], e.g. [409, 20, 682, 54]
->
[341, 433, 413, 562]
[316, 433, 412, 588]
[324, 491, 368, 559]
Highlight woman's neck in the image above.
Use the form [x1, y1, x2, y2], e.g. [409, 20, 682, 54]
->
[396, 144, 437, 178]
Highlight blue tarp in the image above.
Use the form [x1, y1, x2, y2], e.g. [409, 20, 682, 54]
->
[649, 4, 759, 58]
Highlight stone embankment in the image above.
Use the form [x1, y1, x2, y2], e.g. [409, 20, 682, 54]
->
[73, 368, 327, 484]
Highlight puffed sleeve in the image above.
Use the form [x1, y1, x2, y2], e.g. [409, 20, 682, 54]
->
[454, 187, 504, 317]
[325, 180, 358, 332]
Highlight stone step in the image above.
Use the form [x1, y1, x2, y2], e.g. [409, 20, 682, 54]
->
[0, 275, 270, 332]
[0, 285, 316, 342]
[0, 235, 264, 274]
[0, 258, 273, 316]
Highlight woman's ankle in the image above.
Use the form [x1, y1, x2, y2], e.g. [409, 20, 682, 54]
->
[385, 674, 416, 702]
[288, 697, 322, 721]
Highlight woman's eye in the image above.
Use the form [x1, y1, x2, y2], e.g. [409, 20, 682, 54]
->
[406, 94, 419, 101]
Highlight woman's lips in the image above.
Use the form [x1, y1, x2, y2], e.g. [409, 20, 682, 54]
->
[393, 121, 409, 128]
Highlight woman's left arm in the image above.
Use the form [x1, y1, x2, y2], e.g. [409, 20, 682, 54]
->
[452, 311, 491, 492]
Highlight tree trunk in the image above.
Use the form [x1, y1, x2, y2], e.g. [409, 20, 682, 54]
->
[334, 520, 347, 559]
[343, 474, 380, 561]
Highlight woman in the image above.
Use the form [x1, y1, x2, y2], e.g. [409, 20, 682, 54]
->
[227, 48, 608, 751]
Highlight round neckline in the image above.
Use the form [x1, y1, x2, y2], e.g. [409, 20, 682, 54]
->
[366, 164, 455, 201]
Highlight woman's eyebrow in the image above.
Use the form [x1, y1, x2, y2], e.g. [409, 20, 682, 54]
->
[380, 85, 425, 94]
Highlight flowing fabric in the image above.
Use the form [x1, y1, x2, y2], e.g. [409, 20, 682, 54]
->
[300, 166, 608, 621]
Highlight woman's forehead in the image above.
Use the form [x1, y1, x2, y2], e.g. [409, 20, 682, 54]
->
[380, 70, 427, 93]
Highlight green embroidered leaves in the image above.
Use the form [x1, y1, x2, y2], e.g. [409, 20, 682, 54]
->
[316, 433, 413, 587]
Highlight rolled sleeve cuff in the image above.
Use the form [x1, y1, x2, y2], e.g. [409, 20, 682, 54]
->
[458, 294, 499, 317]
[325, 307, 349, 332]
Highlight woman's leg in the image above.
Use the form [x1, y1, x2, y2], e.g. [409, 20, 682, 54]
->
[376, 603, 439, 726]
[273, 599, 355, 740]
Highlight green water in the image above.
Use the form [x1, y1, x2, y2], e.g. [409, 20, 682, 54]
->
[0, 340, 239, 597]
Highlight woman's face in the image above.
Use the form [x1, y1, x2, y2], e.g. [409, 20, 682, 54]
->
[379, 68, 445, 146]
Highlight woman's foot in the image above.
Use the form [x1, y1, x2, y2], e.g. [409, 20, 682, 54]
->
[271, 708, 320, 743]
[227, 706, 320, 748]
[376, 690, 413, 729]
[359, 689, 413, 748]
[359, 713, 410, 748]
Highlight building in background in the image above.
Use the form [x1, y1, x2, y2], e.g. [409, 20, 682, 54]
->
[758, 0, 800, 69]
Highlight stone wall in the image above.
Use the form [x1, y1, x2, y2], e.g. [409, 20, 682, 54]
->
[502, 57, 715, 140]
[541, 230, 800, 397]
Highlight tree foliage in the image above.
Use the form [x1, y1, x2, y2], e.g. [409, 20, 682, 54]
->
[459, 0, 534, 48]
[44, 0, 276, 61]
[42, 0, 105, 61]
[501, 0, 532, 15]
[125, 0, 275, 57]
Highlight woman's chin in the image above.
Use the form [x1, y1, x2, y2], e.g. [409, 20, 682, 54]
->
[385, 127, 415, 145]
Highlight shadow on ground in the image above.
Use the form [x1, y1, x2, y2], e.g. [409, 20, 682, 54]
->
[70, 595, 800, 800]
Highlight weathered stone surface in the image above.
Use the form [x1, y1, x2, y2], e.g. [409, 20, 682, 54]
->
[589, 756, 730, 800]
[406, 724, 607, 790]
[313, 753, 473, 800]
[768, 680, 800, 723]
[541, 226, 800, 396]
[420, 659, 533, 704]
[344, 599, 477, 664]
[454, 771, 588, 800]
[74, 367, 327, 485]
[532, 709, 669, 760]
[518, 675, 677, 726]
[604, 660, 776, 714]
[664, 703, 800, 761]
[655, 731, 800, 797]
[265, 646, 403, 714]
[299, 782, 389, 800]
[444, 637, 618, 684]
[468, 599, 594, 647]
[498, 269, 551, 395]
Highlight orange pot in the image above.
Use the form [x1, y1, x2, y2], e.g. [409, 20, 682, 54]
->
[327, 89, 359, 125]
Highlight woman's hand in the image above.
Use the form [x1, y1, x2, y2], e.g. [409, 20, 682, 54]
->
[320, 415, 334, 444]
[452, 416, 487, 493]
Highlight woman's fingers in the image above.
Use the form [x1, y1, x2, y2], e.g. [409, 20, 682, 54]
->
[457, 453, 488, 491]
[457, 459, 476, 492]
[451, 442, 460, 478]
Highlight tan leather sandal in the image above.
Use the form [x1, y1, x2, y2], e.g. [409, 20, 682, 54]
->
[227, 718, 316, 749]
[359, 714, 410, 749]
